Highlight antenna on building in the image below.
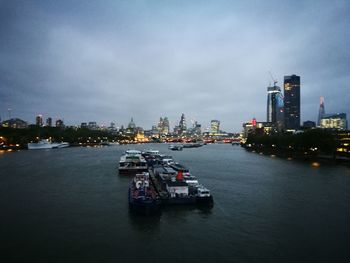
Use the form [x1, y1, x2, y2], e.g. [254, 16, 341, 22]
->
[268, 71, 278, 86]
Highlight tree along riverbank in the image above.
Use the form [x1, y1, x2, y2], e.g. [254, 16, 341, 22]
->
[0, 126, 134, 149]
[242, 129, 350, 164]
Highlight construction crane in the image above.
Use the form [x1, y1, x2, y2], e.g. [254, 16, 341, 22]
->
[268, 71, 278, 86]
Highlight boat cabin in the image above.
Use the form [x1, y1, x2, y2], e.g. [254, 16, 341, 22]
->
[166, 181, 189, 198]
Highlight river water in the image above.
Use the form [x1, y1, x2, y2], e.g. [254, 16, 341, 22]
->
[1, 144, 350, 262]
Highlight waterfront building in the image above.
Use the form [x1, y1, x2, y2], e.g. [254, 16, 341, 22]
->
[267, 84, 284, 130]
[284, 74, 301, 130]
[210, 120, 220, 135]
[320, 113, 348, 131]
[1, 118, 28, 129]
[46, 117, 52, 127]
[242, 118, 273, 139]
[36, 114, 43, 127]
[317, 97, 325, 127]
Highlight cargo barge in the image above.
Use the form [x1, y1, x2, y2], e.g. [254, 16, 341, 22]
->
[119, 150, 148, 175]
[127, 149, 213, 214]
[128, 172, 161, 214]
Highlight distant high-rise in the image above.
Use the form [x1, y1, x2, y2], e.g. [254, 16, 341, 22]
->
[46, 117, 52, 127]
[36, 114, 43, 127]
[317, 96, 325, 126]
[266, 83, 284, 129]
[56, 119, 64, 128]
[210, 120, 220, 134]
[163, 117, 170, 134]
[88, 121, 97, 130]
[284, 74, 300, 130]
[157, 117, 170, 135]
[179, 113, 186, 134]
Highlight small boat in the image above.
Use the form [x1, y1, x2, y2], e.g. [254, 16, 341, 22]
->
[182, 142, 203, 148]
[195, 185, 214, 205]
[27, 139, 69, 150]
[129, 172, 161, 214]
[169, 144, 183, 151]
[119, 150, 148, 175]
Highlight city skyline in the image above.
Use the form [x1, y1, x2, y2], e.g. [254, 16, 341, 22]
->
[1, 1, 349, 131]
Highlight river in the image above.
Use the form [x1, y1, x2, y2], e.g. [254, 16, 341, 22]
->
[0, 144, 349, 262]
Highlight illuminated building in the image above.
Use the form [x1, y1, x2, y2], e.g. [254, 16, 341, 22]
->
[242, 118, 273, 139]
[210, 120, 220, 135]
[1, 118, 28, 129]
[36, 114, 43, 127]
[317, 96, 325, 126]
[336, 132, 350, 156]
[135, 129, 148, 142]
[284, 74, 300, 130]
[320, 113, 347, 131]
[267, 84, 284, 130]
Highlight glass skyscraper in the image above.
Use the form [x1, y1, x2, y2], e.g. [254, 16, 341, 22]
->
[210, 120, 220, 134]
[283, 74, 300, 130]
[317, 96, 325, 127]
[267, 84, 284, 129]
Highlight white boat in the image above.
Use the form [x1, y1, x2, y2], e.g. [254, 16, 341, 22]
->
[118, 150, 148, 175]
[27, 140, 70, 150]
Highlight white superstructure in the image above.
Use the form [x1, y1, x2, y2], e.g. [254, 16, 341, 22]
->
[27, 140, 70, 150]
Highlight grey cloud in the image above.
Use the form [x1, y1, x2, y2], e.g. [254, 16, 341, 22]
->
[0, 0, 349, 131]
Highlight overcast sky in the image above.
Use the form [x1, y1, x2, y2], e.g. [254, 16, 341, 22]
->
[0, 0, 349, 132]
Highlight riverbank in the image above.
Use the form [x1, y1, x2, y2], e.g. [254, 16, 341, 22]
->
[242, 144, 350, 166]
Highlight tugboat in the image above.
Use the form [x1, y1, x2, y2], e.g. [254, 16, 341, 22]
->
[195, 185, 214, 205]
[129, 172, 161, 214]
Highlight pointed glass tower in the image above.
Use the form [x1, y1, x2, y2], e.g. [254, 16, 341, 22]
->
[317, 97, 325, 127]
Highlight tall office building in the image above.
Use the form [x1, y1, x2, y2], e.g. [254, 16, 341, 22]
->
[317, 96, 325, 126]
[163, 117, 170, 134]
[179, 113, 187, 134]
[284, 74, 300, 130]
[46, 117, 52, 127]
[267, 83, 284, 129]
[157, 117, 170, 135]
[36, 114, 43, 127]
[210, 120, 220, 134]
[56, 119, 64, 128]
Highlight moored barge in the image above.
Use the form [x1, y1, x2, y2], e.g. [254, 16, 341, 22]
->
[119, 150, 148, 175]
[129, 172, 161, 214]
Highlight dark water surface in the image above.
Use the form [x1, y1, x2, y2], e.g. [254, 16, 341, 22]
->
[1, 144, 350, 262]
